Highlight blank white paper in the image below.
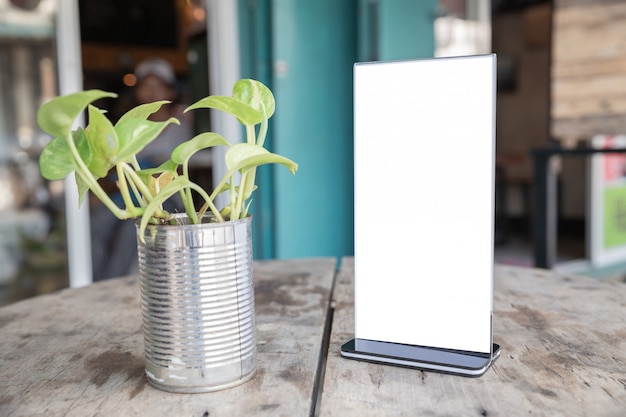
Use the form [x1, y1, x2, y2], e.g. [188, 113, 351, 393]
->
[353, 55, 496, 354]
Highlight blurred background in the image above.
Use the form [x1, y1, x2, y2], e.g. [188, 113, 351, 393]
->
[1, 0, 625, 306]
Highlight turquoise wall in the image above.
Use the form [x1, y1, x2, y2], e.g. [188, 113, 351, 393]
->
[238, 0, 435, 260]
[378, 0, 436, 60]
[357, 0, 436, 61]
[272, 0, 357, 259]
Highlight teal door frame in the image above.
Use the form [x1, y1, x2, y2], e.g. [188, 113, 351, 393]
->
[237, 0, 435, 260]
[271, 0, 357, 259]
[238, 0, 357, 260]
[238, 0, 275, 259]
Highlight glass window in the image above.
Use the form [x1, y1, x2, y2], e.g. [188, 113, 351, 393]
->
[0, 0, 68, 306]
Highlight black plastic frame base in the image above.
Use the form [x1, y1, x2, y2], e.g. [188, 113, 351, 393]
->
[340, 338, 501, 377]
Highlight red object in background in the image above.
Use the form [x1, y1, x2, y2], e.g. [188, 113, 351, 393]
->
[602, 136, 626, 182]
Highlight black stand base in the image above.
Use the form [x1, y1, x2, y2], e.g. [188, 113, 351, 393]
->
[341, 338, 501, 377]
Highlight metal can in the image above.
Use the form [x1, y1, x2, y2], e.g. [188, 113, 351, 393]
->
[136, 215, 256, 393]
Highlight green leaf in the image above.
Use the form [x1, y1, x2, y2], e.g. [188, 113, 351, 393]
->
[225, 143, 268, 171]
[87, 105, 118, 156]
[135, 159, 179, 192]
[136, 159, 179, 182]
[136, 160, 179, 175]
[39, 135, 75, 180]
[236, 152, 298, 175]
[138, 176, 194, 239]
[185, 96, 263, 126]
[87, 156, 112, 179]
[85, 105, 119, 178]
[38, 128, 91, 180]
[114, 117, 180, 164]
[37, 90, 117, 137]
[225, 143, 298, 174]
[116, 100, 170, 125]
[75, 170, 91, 206]
[72, 128, 93, 169]
[232, 79, 275, 119]
[171, 132, 230, 165]
[185, 80, 274, 126]
[149, 171, 176, 196]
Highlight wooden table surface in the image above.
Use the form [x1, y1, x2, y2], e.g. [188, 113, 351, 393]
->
[2, 257, 626, 416]
[0, 257, 337, 417]
[320, 258, 626, 417]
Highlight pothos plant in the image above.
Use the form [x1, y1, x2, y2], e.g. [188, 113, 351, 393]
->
[37, 79, 297, 241]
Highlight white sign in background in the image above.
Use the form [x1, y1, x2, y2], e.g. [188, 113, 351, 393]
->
[588, 135, 626, 268]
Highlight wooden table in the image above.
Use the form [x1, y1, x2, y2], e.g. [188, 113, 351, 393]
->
[0, 258, 337, 417]
[320, 258, 626, 416]
[2, 257, 626, 416]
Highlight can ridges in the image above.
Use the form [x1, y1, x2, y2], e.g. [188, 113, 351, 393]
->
[136, 216, 256, 393]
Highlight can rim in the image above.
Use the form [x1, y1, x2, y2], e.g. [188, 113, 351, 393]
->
[136, 214, 252, 230]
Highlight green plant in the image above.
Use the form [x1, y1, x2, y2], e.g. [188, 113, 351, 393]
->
[37, 79, 298, 239]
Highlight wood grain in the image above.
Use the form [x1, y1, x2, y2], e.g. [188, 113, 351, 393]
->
[552, 0, 626, 140]
[0, 257, 337, 417]
[319, 258, 626, 416]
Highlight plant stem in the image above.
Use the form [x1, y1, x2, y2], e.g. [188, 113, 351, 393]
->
[210, 170, 234, 202]
[120, 164, 155, 204]
[242, 168, 256, 201]
[246, 125, 255, 144]
[180, 159, 198, 223]
[126, 173, 146, 207]
[257, 117, 268, 147]
[65, 133, 127, 219]
[131, 156, 141, 171]
[116, 164, 138, 212]
[181, 189, 198, 224]
[229, 177, 236, 219]
[119, 163, 171, 219]
[198, 194, 223, 222]
[234, 170, 248, 219]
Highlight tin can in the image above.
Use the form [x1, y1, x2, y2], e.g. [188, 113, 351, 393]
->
[136, 215, 256, 393]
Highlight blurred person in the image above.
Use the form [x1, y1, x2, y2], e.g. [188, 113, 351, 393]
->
[131, 57, 193, 166]
[91, 57, 192, 281]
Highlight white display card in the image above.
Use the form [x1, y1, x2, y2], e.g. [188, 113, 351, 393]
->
[353, 55, 496, 355]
